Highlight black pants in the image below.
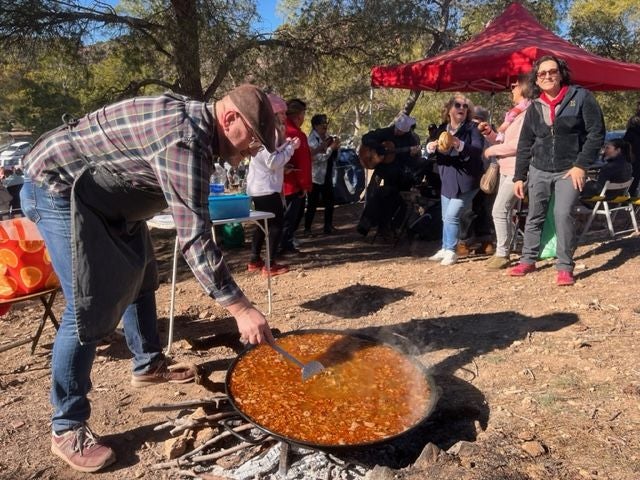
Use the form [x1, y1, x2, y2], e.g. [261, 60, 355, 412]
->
[250, 192, 284, 262]
[281, 192, 305, 250]
[358, 176, 403, 233]
[459, 190, 495, 243]
[304, 180, 334, 232]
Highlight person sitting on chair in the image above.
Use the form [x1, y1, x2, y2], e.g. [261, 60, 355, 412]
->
[581, 138, 632, 200]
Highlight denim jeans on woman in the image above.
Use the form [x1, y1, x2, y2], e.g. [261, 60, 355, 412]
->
[440, 188, 478, 251]
[20, 179, 163, 433]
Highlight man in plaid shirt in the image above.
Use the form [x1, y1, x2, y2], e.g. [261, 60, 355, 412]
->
[21, 84, 277, 473]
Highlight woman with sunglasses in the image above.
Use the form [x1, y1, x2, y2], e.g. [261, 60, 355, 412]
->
[426, 94, 484, 265]
[477, 73, 531, 269]
[509, 55, 605, 285]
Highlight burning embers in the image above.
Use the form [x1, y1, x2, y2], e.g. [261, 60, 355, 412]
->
[145, 395, 368, 479]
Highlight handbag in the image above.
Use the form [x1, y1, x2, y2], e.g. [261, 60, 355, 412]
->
[480, 162, 500, 194]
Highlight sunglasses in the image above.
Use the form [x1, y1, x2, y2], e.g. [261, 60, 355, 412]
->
[536, 68, 559, 79]
[453, 102, 469, 110]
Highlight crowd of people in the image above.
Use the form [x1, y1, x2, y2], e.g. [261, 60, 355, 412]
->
[358, 55, 636, 288]
[14, 54, 640, 475]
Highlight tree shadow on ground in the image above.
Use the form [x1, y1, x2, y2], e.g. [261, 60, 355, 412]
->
[574, 235, 640, 280]
[328, 310, 578, 469]
[148, 202, 446, 282]
[301, 284, 412, 318]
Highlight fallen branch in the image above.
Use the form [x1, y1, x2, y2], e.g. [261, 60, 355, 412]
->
[181, 423, 255, 460]
[152, 423, 256, 470]
[141, 396, 228, 412]
[190, 440, 257, 463]
[170, 411, 237, 435]
[0, 395, 23, 409]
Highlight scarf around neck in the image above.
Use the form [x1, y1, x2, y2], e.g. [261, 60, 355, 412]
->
[539, 85, 569, 123]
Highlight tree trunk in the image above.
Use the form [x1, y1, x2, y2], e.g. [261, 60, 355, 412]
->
[170, 0, 204, 99]
[401, 90, 422, 115]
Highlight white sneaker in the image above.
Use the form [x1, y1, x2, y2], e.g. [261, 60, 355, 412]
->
[428, 249, 446, 261]
[440, 250, 458, 266]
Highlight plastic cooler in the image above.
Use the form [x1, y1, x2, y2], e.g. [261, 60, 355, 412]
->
[208, 194, 251, 220]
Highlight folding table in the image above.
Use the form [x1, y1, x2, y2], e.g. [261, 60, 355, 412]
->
[147, 210, 275, 354]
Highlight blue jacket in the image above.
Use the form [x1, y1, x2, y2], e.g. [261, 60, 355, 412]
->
[430, 121, 484, 198]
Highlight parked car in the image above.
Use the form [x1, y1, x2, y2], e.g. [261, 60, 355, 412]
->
[0, 141, 31, 168]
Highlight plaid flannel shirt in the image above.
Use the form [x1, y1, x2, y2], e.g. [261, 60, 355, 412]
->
[23, 94, 244, 307]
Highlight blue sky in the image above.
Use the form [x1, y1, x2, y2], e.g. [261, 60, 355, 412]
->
[255, 0, 284, 31]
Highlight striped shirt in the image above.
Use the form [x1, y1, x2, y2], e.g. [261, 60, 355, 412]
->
[23, 94, 244, 307]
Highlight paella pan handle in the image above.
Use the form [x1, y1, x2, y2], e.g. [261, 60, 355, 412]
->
[220, 418, 270, 445]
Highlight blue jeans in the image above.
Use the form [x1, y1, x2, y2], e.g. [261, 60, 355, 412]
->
[20, 179, 164, 432]
[441, 189, 479, 251]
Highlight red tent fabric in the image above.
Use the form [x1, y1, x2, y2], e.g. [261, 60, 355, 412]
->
[371, 2, 640, 92]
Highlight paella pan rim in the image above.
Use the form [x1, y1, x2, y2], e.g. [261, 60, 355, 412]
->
[224, 328, 439, 450]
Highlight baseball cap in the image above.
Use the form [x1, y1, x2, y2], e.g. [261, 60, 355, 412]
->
[228, 84, 277, 153]
[267, 93, 287, 114]
[394, 112, 417, 133]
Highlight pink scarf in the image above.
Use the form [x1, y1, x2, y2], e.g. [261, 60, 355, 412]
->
[498, 99, 532, 133]
[540, 85, 569, 123]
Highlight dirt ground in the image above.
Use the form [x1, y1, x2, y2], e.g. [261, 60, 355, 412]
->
[1, 201, 639, 480]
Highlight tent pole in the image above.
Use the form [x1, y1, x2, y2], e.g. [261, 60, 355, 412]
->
[489, 91, 495, 125]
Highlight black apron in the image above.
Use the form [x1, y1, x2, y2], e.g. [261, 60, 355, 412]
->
[71, 165, 167, 343]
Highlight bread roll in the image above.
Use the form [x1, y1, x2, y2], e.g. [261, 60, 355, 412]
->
[437, 131, 454, 152]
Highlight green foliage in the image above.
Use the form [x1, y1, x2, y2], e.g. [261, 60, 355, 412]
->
[0, 0, 639, 137]
[569, 0, 640, 62]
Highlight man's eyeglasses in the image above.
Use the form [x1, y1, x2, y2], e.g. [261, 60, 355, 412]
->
[237, 114, 262, 150]
[453, 102, 469, 110]
[236, 114, 264, 158]
[536, 68, 559, 79]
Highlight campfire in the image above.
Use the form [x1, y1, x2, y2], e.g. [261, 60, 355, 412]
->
[147, 330, 437, 479]
[145, 395, 369, 479]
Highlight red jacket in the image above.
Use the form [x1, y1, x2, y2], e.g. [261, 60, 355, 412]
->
[283, 118, 312, 196]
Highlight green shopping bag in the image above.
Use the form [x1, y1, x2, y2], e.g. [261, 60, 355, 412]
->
[539, 194, 557, 259]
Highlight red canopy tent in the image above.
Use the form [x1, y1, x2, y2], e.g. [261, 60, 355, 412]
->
[371, 2, 640, 92]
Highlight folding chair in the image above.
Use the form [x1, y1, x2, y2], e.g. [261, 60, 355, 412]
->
[509, 198, 528, 252]
[0, 287, 60, 354]
[577, 178, 638, 240]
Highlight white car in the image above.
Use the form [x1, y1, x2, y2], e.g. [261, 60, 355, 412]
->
[0, 141, 31, 168]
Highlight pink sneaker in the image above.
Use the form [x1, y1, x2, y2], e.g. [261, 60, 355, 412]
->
[247, 259, 265, 272]
[51, 425, 116, 473]
[556, 270, 575, 286]
[262, 262, 289, 277]
[508, 262, 536, 277]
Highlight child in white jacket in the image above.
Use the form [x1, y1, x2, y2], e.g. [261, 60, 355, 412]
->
[246, 94, 300, 276]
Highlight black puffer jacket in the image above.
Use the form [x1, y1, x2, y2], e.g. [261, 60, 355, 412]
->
[514, 85, 605, 182]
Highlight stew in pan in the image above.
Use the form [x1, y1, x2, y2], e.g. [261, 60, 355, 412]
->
[228, 331, 432, 446]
